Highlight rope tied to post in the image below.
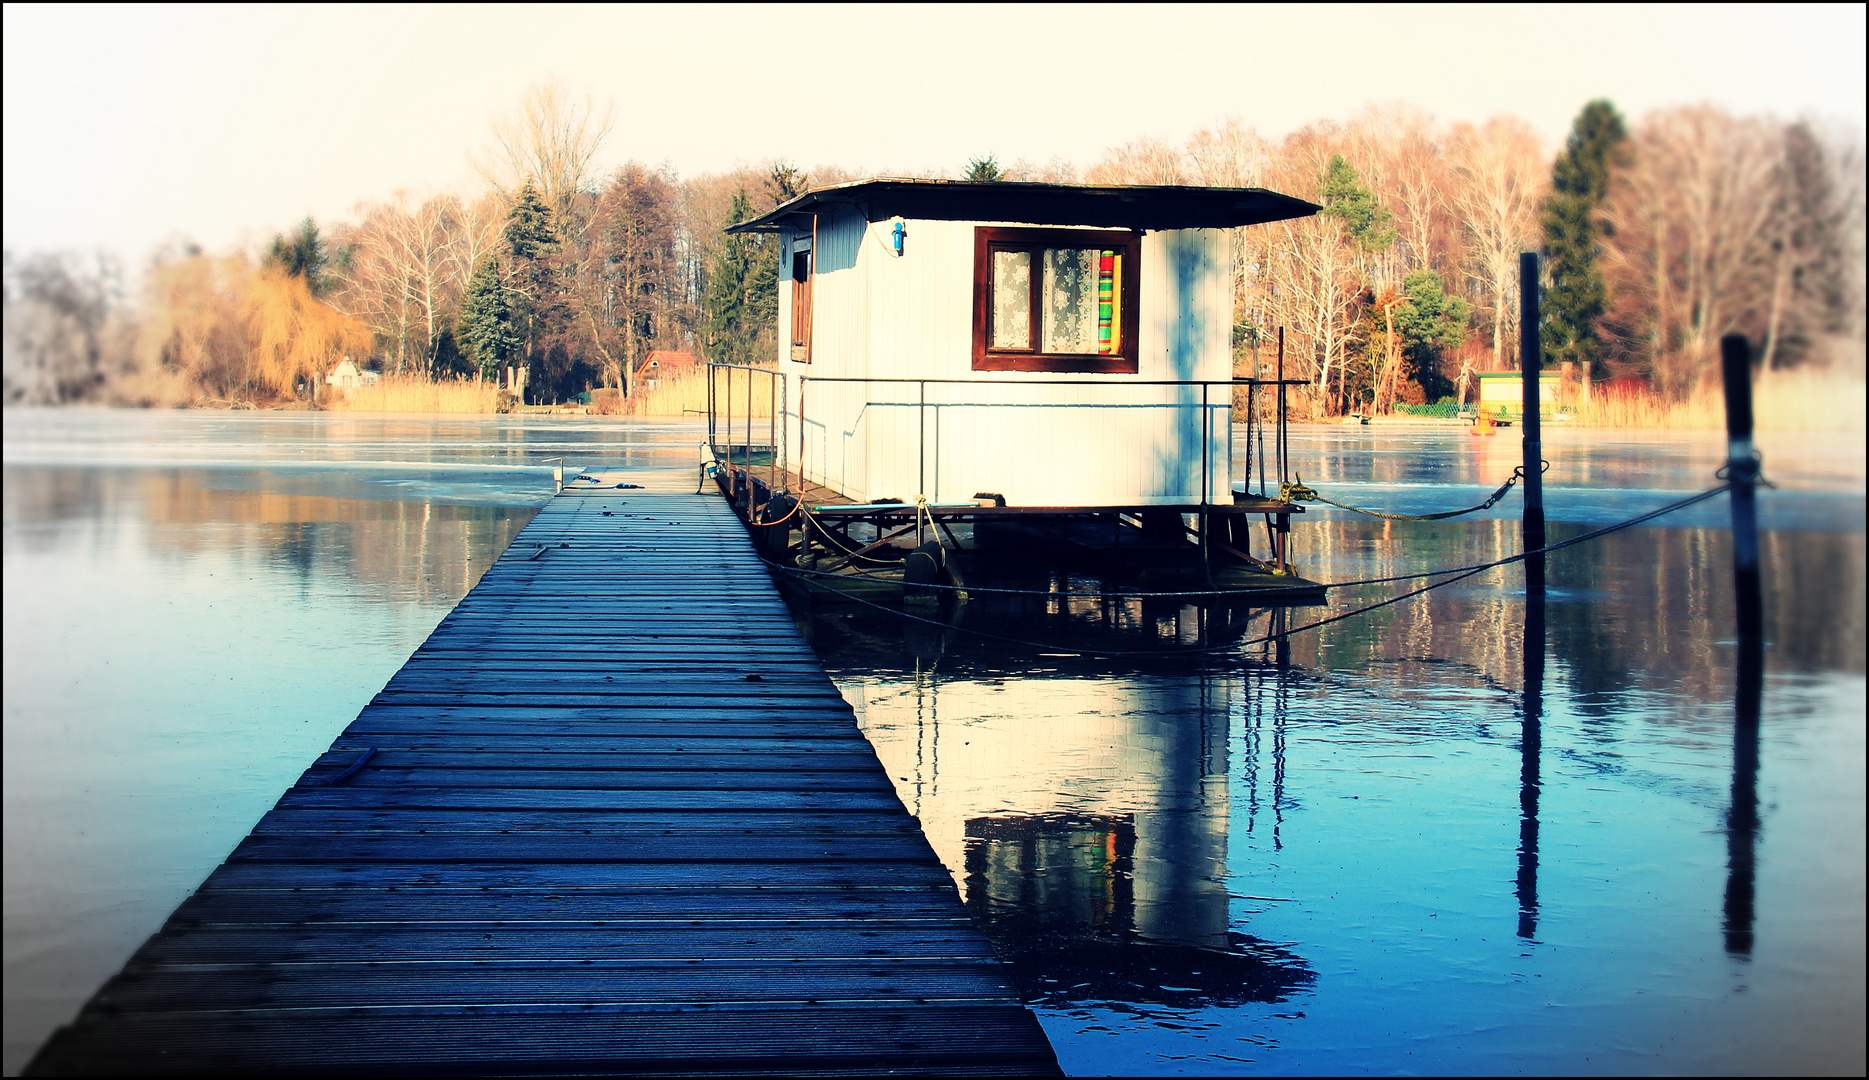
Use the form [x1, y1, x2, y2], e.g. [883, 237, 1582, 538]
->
[1281, 462, 1548, 521]
[1715, 452, 1775, 490]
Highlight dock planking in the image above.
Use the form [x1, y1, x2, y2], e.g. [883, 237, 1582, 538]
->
[27, 472, 1060, 1077]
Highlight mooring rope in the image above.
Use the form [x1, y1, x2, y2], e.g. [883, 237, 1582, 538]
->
[1281, 463, 1547, 521]
[773, 481, 1740, 659]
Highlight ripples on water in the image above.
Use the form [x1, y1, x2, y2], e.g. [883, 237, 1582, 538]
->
[3, 410, 1862, 1075]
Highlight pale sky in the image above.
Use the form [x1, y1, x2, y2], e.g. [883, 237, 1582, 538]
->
[4, 3, 1864, 266]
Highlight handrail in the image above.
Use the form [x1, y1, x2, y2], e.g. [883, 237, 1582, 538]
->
[706, 364, 1294, 539]
[797, 375, 1308, 386]
[705, 363, 787, 499]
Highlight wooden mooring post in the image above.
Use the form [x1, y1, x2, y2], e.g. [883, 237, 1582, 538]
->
[1519, 252, 1545, 595]
[1719, 331, 1764, 955]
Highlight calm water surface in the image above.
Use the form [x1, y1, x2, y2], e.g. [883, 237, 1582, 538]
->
[3, 409, 1862, 1075]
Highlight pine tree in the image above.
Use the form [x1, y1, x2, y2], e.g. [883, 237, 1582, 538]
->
[458, 256, 518, 382]
[1540, 99, 1627, 369]
[267, 217, 331, 295]
[702, 189, 775, 366]
[964, 154, 1006, 182]
[503, 179, 557, 261]
[1319, 156, 1395, 252]
[502, 178, 560, 371]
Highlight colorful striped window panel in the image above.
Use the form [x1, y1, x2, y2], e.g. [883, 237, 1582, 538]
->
[1097, 251, 1121, 354]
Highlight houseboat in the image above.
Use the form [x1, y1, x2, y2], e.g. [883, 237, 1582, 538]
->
[707, 179, 1327, 602]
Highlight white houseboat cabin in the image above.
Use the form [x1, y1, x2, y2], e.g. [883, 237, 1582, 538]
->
[726, 179, 1319, 510]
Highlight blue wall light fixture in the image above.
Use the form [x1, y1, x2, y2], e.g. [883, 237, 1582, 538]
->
[892, 219, 906, 256]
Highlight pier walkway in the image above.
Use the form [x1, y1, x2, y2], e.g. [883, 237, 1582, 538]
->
[28, 472, 1059, 1076]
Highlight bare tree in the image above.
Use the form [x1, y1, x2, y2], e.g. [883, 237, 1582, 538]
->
[1602, 106, 1779, 396]
[3, 250, 120, 404]
[473, 79, 615, 232]
[1450, 117, 1546, 367]
[338, 193, 474, 375]
[1085, 137, 1188, 185]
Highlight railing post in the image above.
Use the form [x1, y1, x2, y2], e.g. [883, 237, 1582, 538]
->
[1276, 327, 1287, 486]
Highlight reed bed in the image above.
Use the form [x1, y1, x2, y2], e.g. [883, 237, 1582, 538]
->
[628, 370, 774, 418]
[326, 375, 504, 414]
[1571, 367, 1865, 432]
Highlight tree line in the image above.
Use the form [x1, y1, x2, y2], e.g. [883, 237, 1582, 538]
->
[4, 86, 1862, 410]
[1082, 102, 1862, 412]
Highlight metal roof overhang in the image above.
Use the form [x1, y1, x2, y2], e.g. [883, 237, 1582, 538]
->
[725, 179, 1320, 233]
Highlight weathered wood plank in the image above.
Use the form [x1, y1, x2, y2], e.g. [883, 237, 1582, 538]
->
[31, 1007, 1059, 1076]
[195, 860, 958, 891]
[168, 890, 975, 926]
[25, 484, 1057, 1077]
[291, 768, 897, 792]
[273, 788, 908, 812]
[133, 925, 1001, 965]
[226, 832, 941, 863]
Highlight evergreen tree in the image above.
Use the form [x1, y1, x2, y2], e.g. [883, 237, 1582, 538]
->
[702, 189, 776, 366]
[503, 179, 557, 261]
[457, 256, 518, 382]
[964, 154, 1006, 182]
[765, 163, 808, 208]
[267, 217, 331, 294]
[1393, 270, 1469, 400]
[1319, 156, 1394, 251]
[1540, 99, 1627, 368]
[502, 178, 561, 374]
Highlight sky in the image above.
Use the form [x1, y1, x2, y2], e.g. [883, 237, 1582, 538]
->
[4, 2, 1864, 266]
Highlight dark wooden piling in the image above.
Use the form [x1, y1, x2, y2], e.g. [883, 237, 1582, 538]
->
[1720, 334, 1764, 644]
[1719, 332, 1765, 956]
[1519, 252, 1545, 595]
[27, 479, 1059, 1076]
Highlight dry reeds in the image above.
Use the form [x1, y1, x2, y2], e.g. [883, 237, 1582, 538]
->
[326, 374, 504, 414]
[1571, 366, 1865, 432]
[628, 369, 774, 418]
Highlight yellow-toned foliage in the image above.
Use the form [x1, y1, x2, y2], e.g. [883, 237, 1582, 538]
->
[131, 255, 254, 402]
[327, 374, 503, 414]
[244, 269, 372, 397]
[628, 369, 773, 417]
[1571, 367, 1865, 432]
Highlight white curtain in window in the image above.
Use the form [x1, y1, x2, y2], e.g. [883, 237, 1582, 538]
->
[1042, 248, 1098, 354]
[991, 250, 1031, 349]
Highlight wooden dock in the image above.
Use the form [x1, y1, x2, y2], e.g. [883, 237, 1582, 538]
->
[27, 471, 1059, 1076]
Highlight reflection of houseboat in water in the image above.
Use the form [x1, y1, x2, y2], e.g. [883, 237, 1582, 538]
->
[706, 179, 1330, 609]
[807, 607, 1312, 1007]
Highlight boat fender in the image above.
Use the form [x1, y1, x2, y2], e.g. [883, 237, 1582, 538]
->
[904, 541, 947, 606]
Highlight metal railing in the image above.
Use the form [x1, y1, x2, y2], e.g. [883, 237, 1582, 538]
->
[706, 363, 787, 500]
[705, 364, 1306, 512]
[786, 374, 1305, 509]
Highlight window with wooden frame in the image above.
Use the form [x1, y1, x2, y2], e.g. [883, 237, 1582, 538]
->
[789, 238, 813, 363]
[972, 227, 1140, 373]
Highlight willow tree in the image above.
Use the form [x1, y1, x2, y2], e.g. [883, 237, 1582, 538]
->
[245, 268, 372, 398]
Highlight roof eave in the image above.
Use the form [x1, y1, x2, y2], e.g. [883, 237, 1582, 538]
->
[725, 180, 1320, 234]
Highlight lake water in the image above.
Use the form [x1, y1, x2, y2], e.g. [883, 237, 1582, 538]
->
[3, 408, 1862, 1075]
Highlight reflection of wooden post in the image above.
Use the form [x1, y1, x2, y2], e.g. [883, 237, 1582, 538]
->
[1517, 577, 1544, 939]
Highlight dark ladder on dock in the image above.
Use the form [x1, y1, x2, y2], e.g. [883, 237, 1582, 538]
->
[28, 476, 1060, 1077]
